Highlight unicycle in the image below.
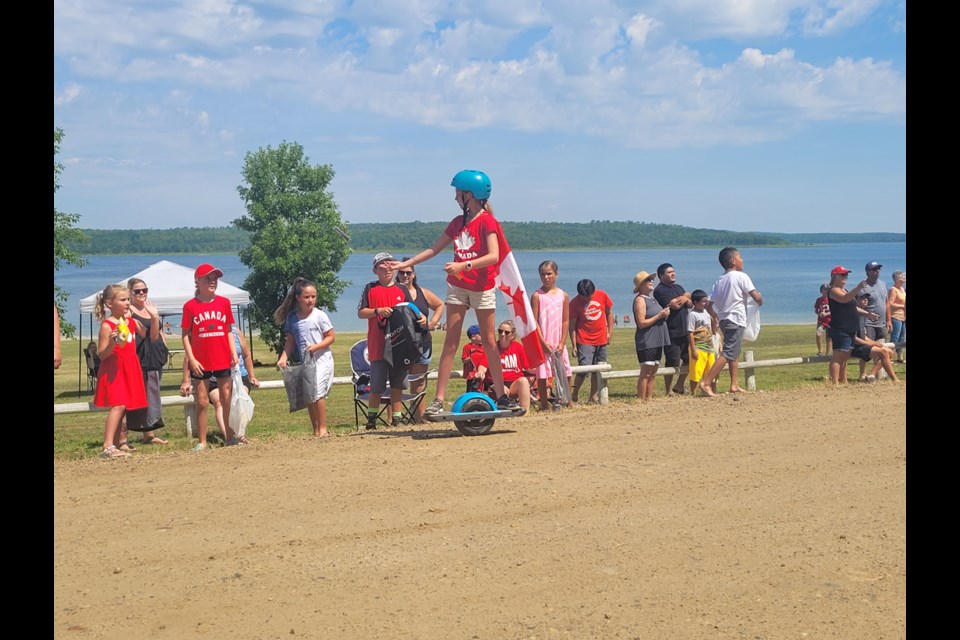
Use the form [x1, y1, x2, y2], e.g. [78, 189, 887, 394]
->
[421, 391, 522, 436]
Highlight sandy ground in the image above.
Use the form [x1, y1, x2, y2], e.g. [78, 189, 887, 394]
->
[54, 384, 906, 640]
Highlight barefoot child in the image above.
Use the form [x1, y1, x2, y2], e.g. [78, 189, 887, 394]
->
[179, 264, 239, 450]
[686, 290, 718, 396]
[568, 279, 614, 404]
[93, 284, 148, 459]
[275, 277, 336, 437]
[699, 247, 763, 397]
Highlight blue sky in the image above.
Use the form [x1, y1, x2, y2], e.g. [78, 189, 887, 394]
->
[54, 0, 906, 234]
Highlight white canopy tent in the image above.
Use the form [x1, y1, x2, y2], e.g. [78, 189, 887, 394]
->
[79, 260, 250, 314]
[76, 260, 253, 395]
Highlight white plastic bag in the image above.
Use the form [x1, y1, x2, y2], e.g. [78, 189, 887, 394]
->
[229, 365, 255, 437]
[743, 299, 761, 342]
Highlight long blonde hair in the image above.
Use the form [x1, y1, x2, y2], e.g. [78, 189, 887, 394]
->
[94, 284, 127, 321]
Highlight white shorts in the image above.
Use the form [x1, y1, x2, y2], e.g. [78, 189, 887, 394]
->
[445, 282, 497, 310]
[311, 351, 334, 400]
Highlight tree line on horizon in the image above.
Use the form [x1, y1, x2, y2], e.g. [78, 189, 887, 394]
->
[64, 222, 905, 255]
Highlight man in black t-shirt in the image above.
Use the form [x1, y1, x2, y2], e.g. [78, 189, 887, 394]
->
[654, 263, 693, 395]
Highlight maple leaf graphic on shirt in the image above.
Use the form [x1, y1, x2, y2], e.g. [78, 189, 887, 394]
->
[454, 229, 477, 253]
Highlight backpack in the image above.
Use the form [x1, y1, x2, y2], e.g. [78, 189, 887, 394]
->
[379, 302, 424, 369]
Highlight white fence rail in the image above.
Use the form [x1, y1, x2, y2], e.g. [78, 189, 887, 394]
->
[54, 350, 897, 434]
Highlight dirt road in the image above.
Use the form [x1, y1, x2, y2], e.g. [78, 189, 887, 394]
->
[54, 384, 906, 639]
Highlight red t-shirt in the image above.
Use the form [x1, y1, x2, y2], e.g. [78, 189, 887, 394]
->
[472, 340, 530, 384]
[443, 210, 501, 291]
[570, 290, 613, 345]
[461, 343, 484, 366]
[359, 281, 409, 361]
[181, 295, 235, 371]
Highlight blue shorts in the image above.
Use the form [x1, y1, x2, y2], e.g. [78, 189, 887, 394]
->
[829, 328, 855, 352]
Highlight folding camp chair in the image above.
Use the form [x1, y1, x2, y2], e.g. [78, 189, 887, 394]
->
[350, 339, 430, 429]
[84, 341, 100, 392]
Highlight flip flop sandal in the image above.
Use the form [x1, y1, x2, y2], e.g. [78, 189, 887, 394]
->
[118, 442, 136, 452]
[141, 436, 169, 445]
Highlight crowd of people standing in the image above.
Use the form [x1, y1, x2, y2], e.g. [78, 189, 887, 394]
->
[58, 169, 904, 459]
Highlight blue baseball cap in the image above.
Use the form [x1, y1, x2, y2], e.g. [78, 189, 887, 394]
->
[466, 325, 480, 337]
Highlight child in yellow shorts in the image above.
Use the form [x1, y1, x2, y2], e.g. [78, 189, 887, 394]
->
[686, 290, 718, 395]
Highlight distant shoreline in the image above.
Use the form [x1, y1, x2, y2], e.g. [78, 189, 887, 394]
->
[65, 225, 906, 256]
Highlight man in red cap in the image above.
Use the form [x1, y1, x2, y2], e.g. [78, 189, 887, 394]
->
[179, 264, 239, 450]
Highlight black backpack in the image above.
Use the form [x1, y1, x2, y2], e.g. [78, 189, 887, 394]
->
[379, 302, 424, 369]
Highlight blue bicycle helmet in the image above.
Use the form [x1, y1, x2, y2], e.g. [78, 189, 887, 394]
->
[451, 170, 492, 201]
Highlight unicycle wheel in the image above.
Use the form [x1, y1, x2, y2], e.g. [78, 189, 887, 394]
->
[453, 396, 496, 436]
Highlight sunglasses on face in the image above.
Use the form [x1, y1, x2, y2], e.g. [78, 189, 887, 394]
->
[398, 270, 414, 276]
[498, 329, 514, 335]
[132, 288, 148, 294]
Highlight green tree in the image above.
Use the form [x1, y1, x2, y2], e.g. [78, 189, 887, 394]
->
[235, 141, 351, 354]
[54, 127, 87, 337]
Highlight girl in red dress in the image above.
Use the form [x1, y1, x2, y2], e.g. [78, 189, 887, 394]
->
[93, 284, 147, 458]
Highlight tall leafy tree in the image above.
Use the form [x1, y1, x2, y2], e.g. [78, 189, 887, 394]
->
[235, 141, 350, 354]
[54, 127, 87, 337]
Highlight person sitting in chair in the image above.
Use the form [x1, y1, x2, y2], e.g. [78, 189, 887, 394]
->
[468, 320, 533, 412]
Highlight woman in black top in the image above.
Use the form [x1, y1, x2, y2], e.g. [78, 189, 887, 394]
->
[397, 259, 445, 422]
[827, 266, 868, 385]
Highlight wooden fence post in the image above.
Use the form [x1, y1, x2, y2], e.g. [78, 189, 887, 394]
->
[184, 406, 196, 438]
[744, 350, 756, 391]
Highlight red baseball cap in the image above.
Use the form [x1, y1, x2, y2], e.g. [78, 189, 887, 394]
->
[830, 265, 851, 276]
[195, 263, 224, 279]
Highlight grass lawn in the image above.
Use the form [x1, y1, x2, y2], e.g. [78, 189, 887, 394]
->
[53, 325, 905, 459]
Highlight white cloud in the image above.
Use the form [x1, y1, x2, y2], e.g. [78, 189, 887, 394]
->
[53, 0, 904, 231]
[55, 83, 83, 106]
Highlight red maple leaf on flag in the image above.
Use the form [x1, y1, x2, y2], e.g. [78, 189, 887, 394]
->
[499, 282, 529, 325]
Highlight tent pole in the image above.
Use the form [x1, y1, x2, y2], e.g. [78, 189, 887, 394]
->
[244, 306, 254, 363]
[77, 309, 83, 398]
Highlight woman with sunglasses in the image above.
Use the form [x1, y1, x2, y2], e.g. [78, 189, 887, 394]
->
[632, 270, 671, 401]
[126, 278, 169, 445]
[470, 320, 533, 412]
[397, 259, 445, 423]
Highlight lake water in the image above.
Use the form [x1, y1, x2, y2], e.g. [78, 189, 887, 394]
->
[56, 242, 906, 335]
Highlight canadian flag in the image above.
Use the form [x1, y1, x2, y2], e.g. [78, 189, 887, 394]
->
[493, 222, 545, 369]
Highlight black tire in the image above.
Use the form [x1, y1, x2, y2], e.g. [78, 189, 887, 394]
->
[453, 397, 495, 436]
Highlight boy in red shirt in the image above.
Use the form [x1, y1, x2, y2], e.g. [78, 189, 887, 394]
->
[358, 252, 417, 429]
[568, 279, 614, 404]
[461, 324, 484, 380]
[179, 264, 239, 451]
